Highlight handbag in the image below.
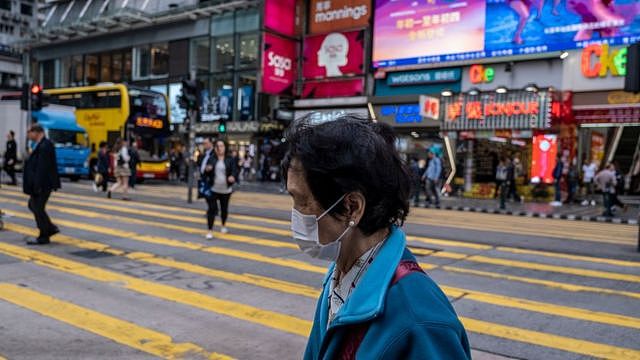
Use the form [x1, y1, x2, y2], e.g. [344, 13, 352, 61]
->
[198, 178, 213, 199]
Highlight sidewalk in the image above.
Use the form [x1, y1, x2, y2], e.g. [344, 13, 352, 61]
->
[232, 180, 639, 225]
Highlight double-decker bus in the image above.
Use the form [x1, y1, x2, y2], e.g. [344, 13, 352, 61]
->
[46, 84, 171, 180]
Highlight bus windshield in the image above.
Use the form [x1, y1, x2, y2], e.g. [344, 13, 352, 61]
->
[128, 89, 169, 161]
[129, 90, 167, 119]
[48, 129, 89, 148]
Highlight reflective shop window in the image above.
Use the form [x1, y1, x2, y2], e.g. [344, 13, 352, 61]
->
[85, 54, 98, 84]
[239, 33, 259, 68]
[191, 37, 210, 74]
[59, 57, 70, 87]
[212, 36, 235, 71]
[238, 72, 256, 121]
[151, 42, 169, 76]
[201, 74, 233, 122]
[123, 51, 132, 82]
[40, 60, 55, 89]
[100, 53, 111, 82]
[71, 55, 83, 85]
[112, 53, 123, 83]
[134, 46, 151, 79]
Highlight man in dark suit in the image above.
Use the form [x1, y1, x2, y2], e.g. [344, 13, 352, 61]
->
[3, 130, 17, 185]
[23, 123, 61, 245]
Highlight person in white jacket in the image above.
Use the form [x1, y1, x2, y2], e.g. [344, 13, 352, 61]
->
[108, 138, 131, 200]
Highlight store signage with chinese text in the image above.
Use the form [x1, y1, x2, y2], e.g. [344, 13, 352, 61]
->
[419, 95, 440, 120]
[387, 68, 460, 86]
[309, 0, 371, 34]
[303, 30, 364, 79]
[262, 33, 297, 95]
[581, 44, 627, 78]
[442, 91, 552, 130]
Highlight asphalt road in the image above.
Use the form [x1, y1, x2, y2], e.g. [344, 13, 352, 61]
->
[0, 181, 639, 360]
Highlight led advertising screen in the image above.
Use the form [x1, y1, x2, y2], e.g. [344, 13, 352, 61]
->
[303, 30, 365, 79]
[373, 0, 640, 67]
[309, 0, 371, 34]
[531, 134, 558, 184]
[262, 33, 297, 95]
[264, 0, 297, 37]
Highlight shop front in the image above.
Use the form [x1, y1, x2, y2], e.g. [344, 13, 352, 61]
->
[563, 45, 640, 194]
[441, 89, 557, 199]
[372, 67, 462, 159]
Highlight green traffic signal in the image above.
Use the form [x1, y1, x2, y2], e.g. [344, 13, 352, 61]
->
[218, 122, 226, 133]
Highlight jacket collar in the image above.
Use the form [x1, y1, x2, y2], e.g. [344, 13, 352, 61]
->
[320, 226, 406, 333]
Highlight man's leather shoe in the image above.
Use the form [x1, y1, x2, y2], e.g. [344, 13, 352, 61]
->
[48, 227, 60, 237]
[26, 237, 50, 245]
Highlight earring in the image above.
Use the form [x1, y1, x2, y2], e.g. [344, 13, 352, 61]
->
[348, 220, 356, 227]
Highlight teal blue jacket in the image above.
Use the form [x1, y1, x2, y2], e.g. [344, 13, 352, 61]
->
[304, 226, 471, 360]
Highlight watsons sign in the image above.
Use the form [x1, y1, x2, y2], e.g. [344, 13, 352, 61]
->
[387, 68, 461, 86]
[309, 0, 371, 34]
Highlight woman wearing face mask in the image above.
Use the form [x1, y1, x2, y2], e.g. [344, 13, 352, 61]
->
[283, 116, 470, 360]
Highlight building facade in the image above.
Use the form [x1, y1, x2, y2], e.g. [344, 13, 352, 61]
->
[0, 0, 37, 91]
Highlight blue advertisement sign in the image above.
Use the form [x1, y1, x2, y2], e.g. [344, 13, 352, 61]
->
[387, 68, 461, 86]
[380, 104, 422, 124]
[373, 0, 640, 68]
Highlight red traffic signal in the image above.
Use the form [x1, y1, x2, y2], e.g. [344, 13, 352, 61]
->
[31, 84, 42, 94]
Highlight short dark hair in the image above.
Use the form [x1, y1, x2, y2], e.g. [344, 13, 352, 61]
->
[9, 130, 14, 137]
[99, 141, 107, 148]
[282, 115, 411, 235]
[29, 123, 44, 134]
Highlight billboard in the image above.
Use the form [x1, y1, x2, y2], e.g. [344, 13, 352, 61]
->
[303, 30, 364, 79]
[373, 0, 640, 68]
[309, 0, 371, 34]
[264, 0, 297, 37]
[262, 33, 297, 95]
[302, 78, 365, 98]
[531, 134, 558, 184]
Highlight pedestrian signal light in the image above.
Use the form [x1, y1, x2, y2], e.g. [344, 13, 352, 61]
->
[31, 84, 41, 94]
[218, 120, 227, 134]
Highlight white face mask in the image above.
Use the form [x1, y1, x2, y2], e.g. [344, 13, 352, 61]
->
[291, 194, 355, 261]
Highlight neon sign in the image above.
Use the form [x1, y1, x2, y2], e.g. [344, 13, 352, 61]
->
[447, 101, 539, 121]
[581, 44, 627, 78]
[136, 117, 164, 129]
[469, 64, 494, 84]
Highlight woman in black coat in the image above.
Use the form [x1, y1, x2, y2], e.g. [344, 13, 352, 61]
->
[200, 138, 239, 240]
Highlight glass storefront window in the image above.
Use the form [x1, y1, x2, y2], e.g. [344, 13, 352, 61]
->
[70, 55, 83, 86]
[123, 51, 132, 82]
[40, 60, 55, 89]
[135, 45, 150, 79]
[59, 57, 70, 87]
[212, 36, 234, 71]
[112, 52, 123, 82]
[85, 54, 98, 85]
[239, 33, 259, 68]
[151, 42, 169, 76]
[100, 53, 111, 82]
[191, 37, 210, 74]
[238, 72, 256, 121]
[200, 74, 233, 122]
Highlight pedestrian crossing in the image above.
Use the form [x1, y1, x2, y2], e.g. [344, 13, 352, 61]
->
[0, 186, 639, 359]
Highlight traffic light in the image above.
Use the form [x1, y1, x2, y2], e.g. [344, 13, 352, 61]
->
[31, 84, 43, 111]
[179, 79, 200, 111]
[624, 42, 640, 93]
[21, 83, 30, 110]
[218, 119, 227, 134]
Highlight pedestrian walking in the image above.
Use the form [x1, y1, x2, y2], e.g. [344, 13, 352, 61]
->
[508, 156, 522, 202]
[169, 148, 180, 181]
[550, 155, 564, 207]
[594, 164, 617, 217]
[93, 141, 110, 192]
[422, 150, 442, 206]
[3, 130, 17, 185]
[282, 115, 470, 360]
[496, 157, 509, 210]
[581, 159, 597, 206]
[23, 123, 60, 245]
[611, 162, 628, 212]
[242, 154, 252, 182]
[409, 157, 423, 206]
[199, 138, 239, 240]
[107, 138, 131, 200]
[565, 158, 579, 204]
[128, 141, 141, 190]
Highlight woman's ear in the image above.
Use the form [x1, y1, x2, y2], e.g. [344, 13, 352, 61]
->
[344, 192, 366, 225]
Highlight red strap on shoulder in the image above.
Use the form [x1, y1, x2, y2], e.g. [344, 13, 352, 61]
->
[391, 260, 425, 285]
[338, 260, 424, 360]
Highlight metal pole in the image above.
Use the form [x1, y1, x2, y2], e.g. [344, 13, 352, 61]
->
[186, 69, 197, 204]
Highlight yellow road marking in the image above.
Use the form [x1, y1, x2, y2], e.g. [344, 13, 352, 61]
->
[0, 241, 312, 337]
[466, 255, 640, 283]
[443, 266, 640, 300]
[460, 317, 640, 360]
[5, 201, 639, 301]
[0, 283, 231, 360]
[496, 247, 640, 268]
[8, 200, 637, 285]
[4, 225, 640, 358]
[0, 354, 6, 360]
[5, 222, 640, 332]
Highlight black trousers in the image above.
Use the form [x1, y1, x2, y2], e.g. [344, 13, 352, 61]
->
[206, 192, 231, 230]
[4, 163, 16, 184]
[28, 191, 56, 238]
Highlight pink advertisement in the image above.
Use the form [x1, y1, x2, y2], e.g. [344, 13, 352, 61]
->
[303, 30, 364, 79]
[302, 78, 364, 98]
[262, 33, 297, 95]
[264, 0, 297, 37]
[373, 0, 486, 65]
